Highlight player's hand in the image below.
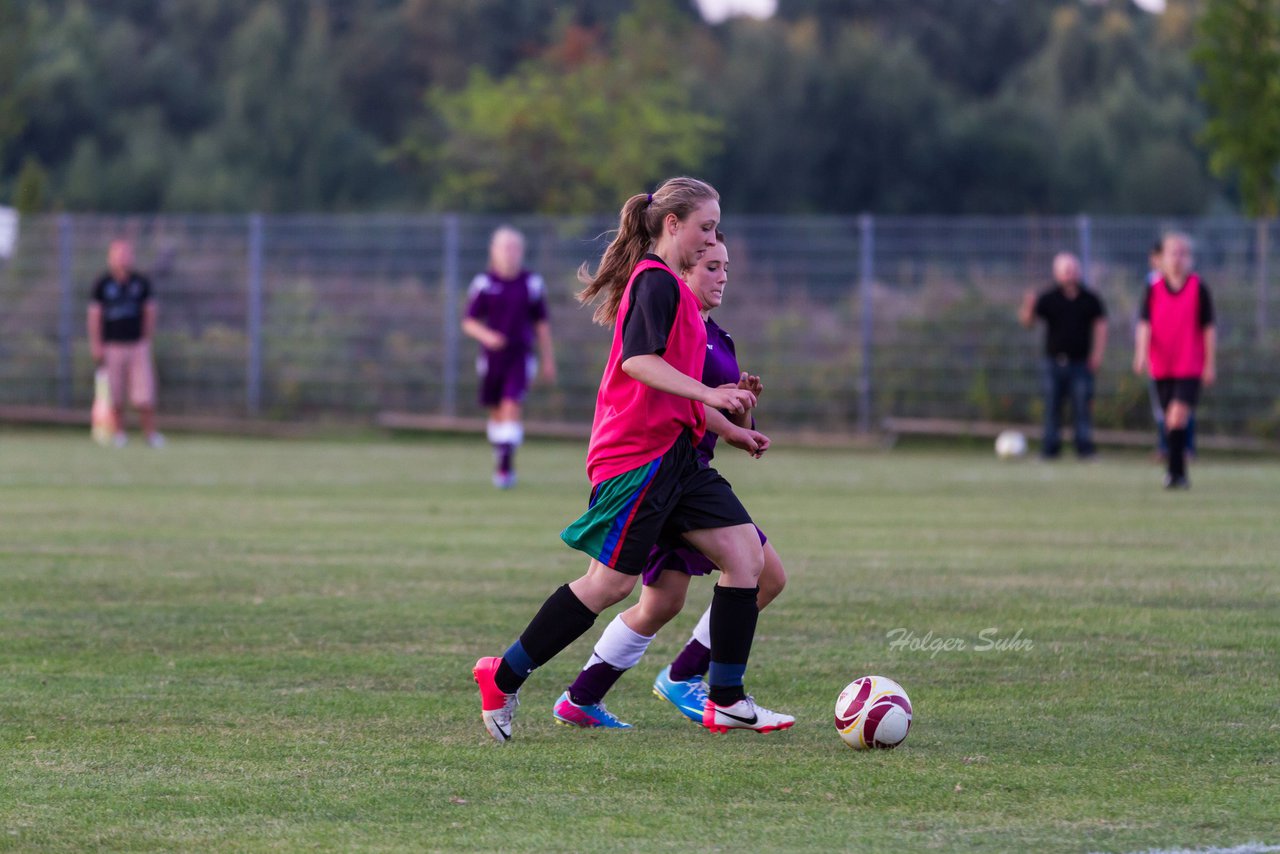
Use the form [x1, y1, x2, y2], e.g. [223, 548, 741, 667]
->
[1087, 354, 1102, 374]
[1202, 364, 1216, 387]
[1132, 353, 1146, 376]
[724, 425, 770, 458]
[91, 345, 104, 367]
[737, 372, 763, 398]
[485, 331, 508, 351]
[704, 386, 756, 414]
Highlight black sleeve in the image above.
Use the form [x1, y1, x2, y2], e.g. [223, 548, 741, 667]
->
[138, 275, 153, 301]
[620, 270, 680, 361]
[1139, 287, 1151, 322]
[91, 276, 106, 303]
[1033, 291, 1051, 320]
[1091, 291, 1106, 319]
[1199, 281, 1215, 327]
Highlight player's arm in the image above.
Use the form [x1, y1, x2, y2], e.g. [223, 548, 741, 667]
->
[461, 317, 506, 351]
[717, 372, 760, 427]
[142, 300, 158, 343]
[1133, 321, 1150, 376]
[622, 355, 755, 414]
[87, 303, 103, 366]
[1018, 290, 1038, 328]
[1133, 288, 1151, 375]
[620, 273, 755, 412]
[1089, 318, 1107, 373]
[704, 405, 769, 458]
[1202, 325, 1217, 386]
[534, 319, 556, 383]
[1200, 283, 1216, 386]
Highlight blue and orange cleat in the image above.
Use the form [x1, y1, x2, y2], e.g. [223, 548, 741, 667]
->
[652, 665, 709, 723]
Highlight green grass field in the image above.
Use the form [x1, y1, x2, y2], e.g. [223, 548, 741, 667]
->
[2, 430, 1278, 853]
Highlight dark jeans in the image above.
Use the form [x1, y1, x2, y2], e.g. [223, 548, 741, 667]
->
[1042, 357, 1095, 458]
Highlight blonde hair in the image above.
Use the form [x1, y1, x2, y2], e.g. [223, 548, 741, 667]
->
[577, 177, 719, 325]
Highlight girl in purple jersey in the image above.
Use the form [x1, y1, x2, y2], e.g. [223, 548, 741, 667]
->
[553, 235, 790, 728]
[461, 226, 557, 489]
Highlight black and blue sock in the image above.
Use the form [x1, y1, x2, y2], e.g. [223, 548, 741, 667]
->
[707, 584, 759, 706]
[494, 584, 597, 694]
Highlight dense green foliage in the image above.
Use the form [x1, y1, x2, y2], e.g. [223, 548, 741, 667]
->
[2, 433, 1278, 851]
[1194, 0, 1280, 217]
[0, 0, 1232, 214]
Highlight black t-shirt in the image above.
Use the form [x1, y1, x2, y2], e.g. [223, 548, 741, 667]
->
[1033, 284, 1106, 360]
[91, 272, 153, 342]
[1139, 278, 1215, 327]
[620, 254, 680, 361]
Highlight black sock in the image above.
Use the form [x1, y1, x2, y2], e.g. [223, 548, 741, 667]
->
[1168, 428, 1187, 480]
[707, 585, 759, 706]
[495, 584, 597, 694]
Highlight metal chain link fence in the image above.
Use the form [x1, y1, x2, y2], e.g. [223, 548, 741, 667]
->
[1, 213, 1276, 440]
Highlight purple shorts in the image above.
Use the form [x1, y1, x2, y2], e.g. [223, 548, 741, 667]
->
[640, 525, 768, 587]
[478, 350, 534, 407]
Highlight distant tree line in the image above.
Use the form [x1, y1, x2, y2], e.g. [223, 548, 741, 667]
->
[0, 0, 1254, 215]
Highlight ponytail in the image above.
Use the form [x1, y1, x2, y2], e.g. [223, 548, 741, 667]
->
[577, 176, 719, 326]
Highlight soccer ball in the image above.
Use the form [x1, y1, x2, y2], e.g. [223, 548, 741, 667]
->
[994, 430, 1027, 459]
[835, 675, 913, 749]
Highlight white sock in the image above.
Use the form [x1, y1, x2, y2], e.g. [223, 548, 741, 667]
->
[486, 420, 502, 444]
[691, 606, 712, 648]
[584, 613, 655, 671]
[510, 422, 524, 446]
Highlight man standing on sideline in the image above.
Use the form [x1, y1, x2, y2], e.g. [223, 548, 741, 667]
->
[461, 226, 556, 488]
[87, 240, 164, 448]
[1134, 233, 1216, 489]
[1019, 252, 1108, 459]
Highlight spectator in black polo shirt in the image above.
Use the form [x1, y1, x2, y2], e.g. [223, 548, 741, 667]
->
[87, 240, 163, 448]
[1019, 252, 1107, 459]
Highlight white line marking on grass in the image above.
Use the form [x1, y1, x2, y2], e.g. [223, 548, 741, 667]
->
[1095, 845, 1280, 854]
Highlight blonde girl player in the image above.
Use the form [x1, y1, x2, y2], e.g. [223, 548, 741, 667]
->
[472, 177, 794, 741]
[461, 226, 556, 489]
[1133, 232, 1216, 489]
[553, 234, 788, 728]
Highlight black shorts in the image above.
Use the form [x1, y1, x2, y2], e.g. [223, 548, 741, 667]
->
[1155, 378, 1202, 409]
[560, 431, 753, 575]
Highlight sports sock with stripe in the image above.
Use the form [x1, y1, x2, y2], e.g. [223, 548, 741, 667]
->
[567, 614, 655, 705]
[707, 585, 759, 706]
[495, 584, 597, 694]
[669, 606, 712, 682]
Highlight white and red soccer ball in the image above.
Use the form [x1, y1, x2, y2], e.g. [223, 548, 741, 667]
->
[834, 675, 913, 749]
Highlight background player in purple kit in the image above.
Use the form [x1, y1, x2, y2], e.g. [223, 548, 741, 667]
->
[552, 234, 790, 728]
[461, 226, 557, 488]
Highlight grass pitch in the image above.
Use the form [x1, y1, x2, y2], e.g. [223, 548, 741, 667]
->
[1, 431, 1278, 853]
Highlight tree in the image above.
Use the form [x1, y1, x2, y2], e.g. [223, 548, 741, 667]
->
[1194, 0, 1280, 216]
[400, 5, 721, 213]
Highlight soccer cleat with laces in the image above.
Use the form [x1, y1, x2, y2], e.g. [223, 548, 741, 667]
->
[702, 695, 795, 734]
[473, 656, 519, 743]
[552, 691, 633, 729]
[652, 665, 709, 723]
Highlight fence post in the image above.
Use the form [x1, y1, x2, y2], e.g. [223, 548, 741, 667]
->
[858, 213, 875, 434]
[1077, 214, 1092, 282]
[56, 214, 74, 409]
[246, 213, 264, 416]
[441, 214, 461, 417]
[1257, 219, 1270, 344]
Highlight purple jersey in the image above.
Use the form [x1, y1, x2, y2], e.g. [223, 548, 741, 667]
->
[696, 316, 744, 465]
[465, 270, 548, 354]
